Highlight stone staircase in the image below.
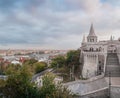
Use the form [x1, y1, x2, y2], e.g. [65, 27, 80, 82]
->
[105, 53, 120, 77]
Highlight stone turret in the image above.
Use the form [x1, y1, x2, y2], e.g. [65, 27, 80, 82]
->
[87, 24, 97, 42]
[110, 35, 113, 41]
[82, 35, 86, 43]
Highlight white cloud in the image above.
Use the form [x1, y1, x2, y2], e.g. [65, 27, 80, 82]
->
[66, 0, 101, 13]
[0, 0, 120, 49]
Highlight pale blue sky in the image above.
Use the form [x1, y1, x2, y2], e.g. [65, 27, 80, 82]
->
[0, 0, 120, 49]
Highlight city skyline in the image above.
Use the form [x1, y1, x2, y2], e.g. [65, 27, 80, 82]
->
[0, 0, 120, 49]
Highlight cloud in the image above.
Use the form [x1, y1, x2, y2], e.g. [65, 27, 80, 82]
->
[66, 0, 101, 13]
[0, 0, 45, 13]
[0, 0, 120, 49]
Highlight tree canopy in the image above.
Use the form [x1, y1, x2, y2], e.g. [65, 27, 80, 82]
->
[66, 50, 80, 67]
[50, 49, 81, 82]
[0, 66, 40, 98]
[0, 69, 74, 98]
[33, 62, 47, 74]
[40, 73, 73, 98]
[51, 55, 66, 68]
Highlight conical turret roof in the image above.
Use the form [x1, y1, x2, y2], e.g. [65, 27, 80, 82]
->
[88, 23, 96, 36]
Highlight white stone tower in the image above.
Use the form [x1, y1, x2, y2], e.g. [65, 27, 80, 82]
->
[81, 24, 99, 78]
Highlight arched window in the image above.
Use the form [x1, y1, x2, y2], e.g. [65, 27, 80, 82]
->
[90, 47, 94, 51]
[96, 48, 99, 51]
[99, 47, 102, 51]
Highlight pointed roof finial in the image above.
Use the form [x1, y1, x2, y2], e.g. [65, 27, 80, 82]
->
[88, 23, 96, 36]
[82, 35, 86, 43]
[110, 35, 113, 41]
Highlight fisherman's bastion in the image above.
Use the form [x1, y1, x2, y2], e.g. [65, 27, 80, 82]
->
[81, 24, 120, 78]
[65, 24, 120, 98]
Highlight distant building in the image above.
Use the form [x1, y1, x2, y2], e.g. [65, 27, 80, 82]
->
[11, 60, 21, 65]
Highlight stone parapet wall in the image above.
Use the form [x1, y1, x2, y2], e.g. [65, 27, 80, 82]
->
[78, 85, 120, 98]
[64, 75, 108, 96]
[64, 75, 120, 98]
[64, 74, 104, 86]
[77, 87, 108, 98]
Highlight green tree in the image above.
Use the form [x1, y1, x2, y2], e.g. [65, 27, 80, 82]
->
[40, 73, 56, 98]
[51, 55, 66, 68]
[50, 50, 81, 82]
[0, 65, 73, 98]
[1, 66, 40, 98]
[66, 50, 81, 80]
[66, 50, 80, 67]
[0, 62, 4, 75]
[40, 73, 73, 98]
[24, 58, 38, 65]
[4, 64, 21, 75]
[34, 62, 47, 73]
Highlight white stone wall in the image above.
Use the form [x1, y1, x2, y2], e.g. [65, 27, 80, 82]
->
[82, 53, 98, 78]
[117, 46, 120, 64]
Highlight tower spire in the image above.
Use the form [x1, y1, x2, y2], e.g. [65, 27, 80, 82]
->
[88, 23, 96, 36]
[87, 23, 97, 42]
[110, 35, 113, 41]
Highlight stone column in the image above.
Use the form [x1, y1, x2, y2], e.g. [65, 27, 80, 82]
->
[103, 54, 107, 74]
[96, 54, 98, 75]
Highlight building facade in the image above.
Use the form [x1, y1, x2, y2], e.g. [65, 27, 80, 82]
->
[81, 24, 120, 78]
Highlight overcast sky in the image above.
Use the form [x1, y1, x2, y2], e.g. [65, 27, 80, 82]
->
[0, 0, 120, 49]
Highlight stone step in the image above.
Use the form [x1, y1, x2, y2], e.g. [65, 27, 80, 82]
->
[105, 74, 120, 77]
[106, 61, 119, 63]
[106, 62, 119, 64]
[107, 59, 118, 61]
[107, 58, 119, 61]
[107, 63, 119, 64]
[105, 53, 120, 77]
[107, 57, 119, 59]
[106, 67, 120, 69]
[106, 66, 120, 68]
[107, 60, 119, 62]
[106, 69, 120, 72]
[106, 63, 119, 65]
[106, 65, 120, 70]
